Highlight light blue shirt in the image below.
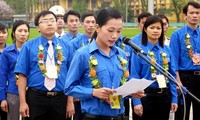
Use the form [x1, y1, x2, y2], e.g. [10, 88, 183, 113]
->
[0, 44, 18, 100]
[65, 40, 128, 116]
[14, 35, 73, 91]
[170, 25, 200, 70]
[130, 42, 178, 105]
[61, 32, 82, 41]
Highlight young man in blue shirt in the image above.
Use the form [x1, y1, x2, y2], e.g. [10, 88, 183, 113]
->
[170, 1, 200, 120]
[14, 10, 73, 120]
[61, 10, 82, 41]
[70, 12, 96, 51]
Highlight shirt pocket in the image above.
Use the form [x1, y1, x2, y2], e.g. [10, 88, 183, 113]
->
[32, 57, 39, 66]
[96, 66, 109, 87]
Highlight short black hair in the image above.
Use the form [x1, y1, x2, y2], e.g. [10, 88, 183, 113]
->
[142, 15, 164, 47]
[34, 10, 57, 26]
[183, 1, 200, 15]
[63, 10, 80, 23]
[137, 12, 152, 23]
[81, 12, 96, 22]
[0, 23, 8, 32]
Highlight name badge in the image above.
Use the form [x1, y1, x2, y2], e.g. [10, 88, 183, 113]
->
[46, 65, 58, 79]
[156, 74, 167, 88]
[109, 95, 120, 109]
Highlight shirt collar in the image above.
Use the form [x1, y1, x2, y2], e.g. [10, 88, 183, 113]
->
[186, 25, 200, 35]
[147, 41, 162, 51]
[89, 40, 118, 57]
[40, 35, 58, 47]
[6, 43, 16, 51]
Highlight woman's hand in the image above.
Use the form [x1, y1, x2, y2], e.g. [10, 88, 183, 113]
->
[130, 90, 145, 99]
[92, 87, 113, 99]
[134, 104, 143, 117]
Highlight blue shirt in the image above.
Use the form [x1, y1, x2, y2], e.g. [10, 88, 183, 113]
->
[115, 35, 132, 72]
[0, 44, 17, 100]
[14, 35, 73, 91]
[64, 40, 128, 116]
[170, 25, 200, 70]
[61, 32, 82, 41]
[130, 42, 178, 105]
[131, 33, 142, 45]
[0, 44, 7, 63]
[70, 34, 90, 51]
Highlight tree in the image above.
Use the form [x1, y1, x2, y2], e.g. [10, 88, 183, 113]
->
[72, 0, 88, 15]
[171, 0, 189, 22]
[0, 0, 13, 22]
[112, 0, 126, 16]
[140, 0, 148, 12]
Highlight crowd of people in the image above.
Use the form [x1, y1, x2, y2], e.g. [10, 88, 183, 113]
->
[0, 1, 200, 120]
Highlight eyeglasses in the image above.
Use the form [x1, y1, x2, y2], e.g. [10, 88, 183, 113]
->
[38, 19, 56, 24]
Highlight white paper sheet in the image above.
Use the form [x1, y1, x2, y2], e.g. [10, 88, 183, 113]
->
[113, 78, 154, 97]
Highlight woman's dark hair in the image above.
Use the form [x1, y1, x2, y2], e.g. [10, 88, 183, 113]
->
[35, 10, 57, 26]
[90, 7, 123, 42]
[0, 23, 8, 33]
[11, 20, 30, 43]
[183, 1, 200, 15]
[141, 15, 164, 47]
[157, 14, 169, 24]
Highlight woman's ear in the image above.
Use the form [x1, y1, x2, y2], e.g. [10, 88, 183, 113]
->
[144, 28, 147, 33]
[95, 24, 99, 33]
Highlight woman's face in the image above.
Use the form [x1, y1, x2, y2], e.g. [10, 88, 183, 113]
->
[145, 22, 162, 42]
[96, 18, 123, 48]
[14, 24, 29, 44]
[0, 29, 8, 44]
[162, 18, 169, 35]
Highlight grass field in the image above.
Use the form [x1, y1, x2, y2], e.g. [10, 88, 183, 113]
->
[6, 27, 177, 45]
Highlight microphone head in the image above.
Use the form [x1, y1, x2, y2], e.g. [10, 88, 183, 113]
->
[122, 37, 131, 44]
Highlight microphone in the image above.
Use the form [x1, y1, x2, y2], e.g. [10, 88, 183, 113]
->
[122, 37, 146, 55]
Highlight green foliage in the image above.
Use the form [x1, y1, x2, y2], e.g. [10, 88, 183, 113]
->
[72, 0, 88, 15]
[112, 0, 126, 15]
[170, 0, 189, 22]
[141, 0, 148, 12]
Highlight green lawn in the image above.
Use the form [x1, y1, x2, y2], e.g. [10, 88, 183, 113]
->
[6, 27, 177, 45]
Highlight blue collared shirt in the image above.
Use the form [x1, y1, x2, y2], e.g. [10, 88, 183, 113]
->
[61, 32, 82, 41]
[170, 25, 200, 70]
[130, 42, 178, 105]
[70, 34, 90, 51]
[0, 44, 19, 100]
[14, 35, 73, 91]
[65, 40, 128, 116]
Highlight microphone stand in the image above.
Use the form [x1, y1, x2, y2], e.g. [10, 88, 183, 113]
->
[132, 49, 200, 103]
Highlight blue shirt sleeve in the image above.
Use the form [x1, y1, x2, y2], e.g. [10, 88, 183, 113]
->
[0, 51, 9, 100]
[65, 48, 94, 100]
[169, 31, 180, 71]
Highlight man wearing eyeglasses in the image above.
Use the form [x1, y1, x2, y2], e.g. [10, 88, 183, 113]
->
[14, 10, 73, 120]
